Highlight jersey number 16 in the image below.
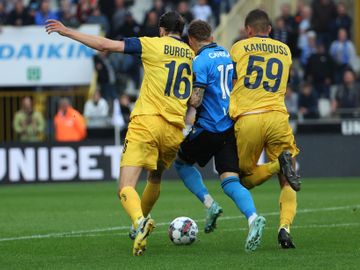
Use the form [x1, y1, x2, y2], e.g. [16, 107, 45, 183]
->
[164, 61, 191, 99]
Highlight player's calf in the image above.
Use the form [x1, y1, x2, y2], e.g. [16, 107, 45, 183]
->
[278, 151, 301, 191]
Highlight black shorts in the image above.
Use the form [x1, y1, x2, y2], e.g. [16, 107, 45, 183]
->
[178, 126, 240, 175]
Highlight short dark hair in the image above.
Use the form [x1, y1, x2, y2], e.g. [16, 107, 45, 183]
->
[188, 20, 212, 42]
[159, 11, 185, 35]
[245, 9, 271, 33]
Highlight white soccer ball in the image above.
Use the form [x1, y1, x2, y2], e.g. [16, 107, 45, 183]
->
[168, 217, 198, 245]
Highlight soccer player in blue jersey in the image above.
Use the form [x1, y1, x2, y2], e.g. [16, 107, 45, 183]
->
[174, 20, 266, 252]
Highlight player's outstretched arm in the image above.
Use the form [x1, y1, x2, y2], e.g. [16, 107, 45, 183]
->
[45, 19, 124, 53]
[188, 87, 205, 108]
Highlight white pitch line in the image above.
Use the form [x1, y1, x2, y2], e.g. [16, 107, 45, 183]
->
[36, 222, 360, 240]
[0, 204, 359, 243]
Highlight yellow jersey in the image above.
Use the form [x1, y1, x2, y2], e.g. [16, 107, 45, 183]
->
[229, 36, 292, 119]
[124, 36, 194, 128]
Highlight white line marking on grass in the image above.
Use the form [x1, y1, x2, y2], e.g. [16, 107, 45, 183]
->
[43, 222, 360, 239]
[0, 204, 359, 243]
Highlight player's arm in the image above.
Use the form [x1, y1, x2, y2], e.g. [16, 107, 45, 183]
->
[45, 19, 124, 53]
[188, 87, 205, 108]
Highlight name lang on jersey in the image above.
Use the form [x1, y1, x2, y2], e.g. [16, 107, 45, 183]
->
[164, 45, 192, 60]
[244, 43, 288, 56]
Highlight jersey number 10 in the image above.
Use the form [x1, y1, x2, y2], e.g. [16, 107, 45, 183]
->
[217, 64, 233, 99]
[164, 61, 191, 99]
[244, 56, 283, 92]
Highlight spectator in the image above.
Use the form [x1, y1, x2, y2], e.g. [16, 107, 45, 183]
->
[192, 0, 212, 22]
[329, 28, 356, 83]
[311, 0, 336, 49]
[271, 17, 289, 44]
[149, 0, 166, 19]
[114, 11, 140, 38]
[60, 4, 80, 28]
[305, 43, 334, 98]
[98, 0, 115, 26]
[140, 10, 158, 37]
[13, 96, 45, 142]
[300, 31, 317, 67]
[177, 1, 193, 28]
[87, 5, 110, 36]
[330, 2, 352, 41]
[279, 3, 297, 55]
[113, 94, 131, 143]
[0, 1, 7, 25]
[112, 0, 127, 37]
[208, 0, 221, 26]
[332, 70, 360, 118]
[35, 0, 59, 25]
[93, 51, 117, 100]
[76, 0, 92, 24]
[288, 65, 301, 93]
[285, 85, 299, 120]
[54, 98, 86, 142]
[7, 0, 33, 26]
[297, 5, 312, 52]
[84, 89, 109, 127]
[298, 82, 319, 119]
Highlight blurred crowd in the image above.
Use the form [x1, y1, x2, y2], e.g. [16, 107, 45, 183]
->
[5, 0, 360, 142]
[268, 1, 359, 120]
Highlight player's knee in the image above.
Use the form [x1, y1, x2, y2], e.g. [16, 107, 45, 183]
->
[241, 177, 255, 189]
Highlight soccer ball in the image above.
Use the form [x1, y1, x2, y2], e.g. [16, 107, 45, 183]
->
[168, 217, 198, 245]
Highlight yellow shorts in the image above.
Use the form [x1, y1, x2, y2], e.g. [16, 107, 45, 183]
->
[120, 115, 184, 171]
[234, 111, 300, 175]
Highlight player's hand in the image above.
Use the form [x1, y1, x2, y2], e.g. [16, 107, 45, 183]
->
[45, 19, 69, 36]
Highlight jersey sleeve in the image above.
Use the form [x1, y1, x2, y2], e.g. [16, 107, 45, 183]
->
[124, 38, 142, 54]
[138, 37, 159, 63]
[192, 56, 208, 88]
[124, 37, 158, 62]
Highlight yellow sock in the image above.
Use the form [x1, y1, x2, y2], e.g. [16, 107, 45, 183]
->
[242, 160, 280, 188]
[119, 186, 143, 228]
[279, 185, 297, 230]
[141, 181, 161, 217]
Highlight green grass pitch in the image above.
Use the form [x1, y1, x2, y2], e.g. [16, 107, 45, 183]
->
[0, 178, 360, 270]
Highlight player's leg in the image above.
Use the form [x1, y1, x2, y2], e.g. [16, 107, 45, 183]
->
[278, 174, 297, 249]
[118, 166, 144, 230]
[215, 129, 265, 251]
[234, 115, 269, 188]
[118, 116, 160, 255]
[174, 128, 217, 208]
[265, 112, 300, 248]
[141, 163, 165, 218]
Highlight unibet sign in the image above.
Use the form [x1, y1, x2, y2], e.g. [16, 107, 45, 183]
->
[0, 144, 122, 183]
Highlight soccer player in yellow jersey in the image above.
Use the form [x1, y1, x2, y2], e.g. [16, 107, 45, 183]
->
[230, 9, 301, 248]
[46, 11, 196, 256]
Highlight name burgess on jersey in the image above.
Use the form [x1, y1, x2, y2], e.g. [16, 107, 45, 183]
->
[164, 45, 192, 60]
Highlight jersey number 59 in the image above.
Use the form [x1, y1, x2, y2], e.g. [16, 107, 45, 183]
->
[244, 56, 283, 93]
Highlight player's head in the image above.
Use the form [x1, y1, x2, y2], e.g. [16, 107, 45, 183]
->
[244, 9, 271, 37]
[159, 11, 185, 37]
[187, 20, 213, 53]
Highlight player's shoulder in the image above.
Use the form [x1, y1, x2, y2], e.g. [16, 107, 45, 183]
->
[231, 38, 249, 50]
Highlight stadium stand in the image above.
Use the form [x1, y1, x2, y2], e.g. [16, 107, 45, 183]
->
[0, 0, 360, 142]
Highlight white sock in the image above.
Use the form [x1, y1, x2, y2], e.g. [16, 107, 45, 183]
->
[203, 194, 214, 209]
[248, 213, 258, 227]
